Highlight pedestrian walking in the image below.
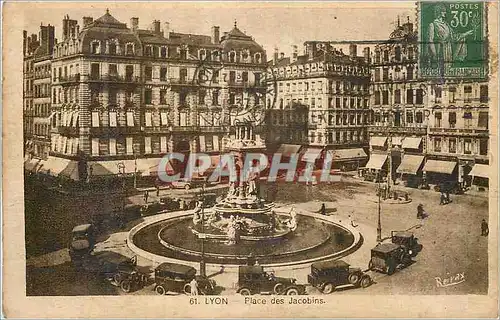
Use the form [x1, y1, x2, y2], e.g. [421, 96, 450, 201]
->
[189, 278, 199, 296]
[417, 203, 425, 219]
[143, 191, 149, 204]
[156, 184, 160, 197]
[481, 219, 489, 236]
[319, 203, 326, 215]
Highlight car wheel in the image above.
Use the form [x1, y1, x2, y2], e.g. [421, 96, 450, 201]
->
[238, 288, 252, 295]
[120, 280, 132, 293]
[286, 287, 299, 295]
[183, 284, 192, 295]
[360, 276, 372, 288]
[387, 263, 396, 275]
[155, 285, 166, 295]
[322, 283, 334, 294]
[113, 273, 123, 285]
[348, 273, 360, 285]
[273, 283, 284, 294]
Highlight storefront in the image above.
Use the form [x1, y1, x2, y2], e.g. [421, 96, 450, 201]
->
[468, 163, 489, 190]
[396, 154, 425, 188]
[422, 159, 457, 185]
[363, 153, 388, 182]
[326, 148, 367, 171]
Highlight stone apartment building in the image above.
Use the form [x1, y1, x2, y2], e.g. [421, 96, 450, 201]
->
[267, 42, 371, 170]
[25, 10, 267, 183]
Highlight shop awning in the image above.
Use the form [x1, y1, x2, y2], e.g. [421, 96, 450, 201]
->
[276, 144, 302, 157]
[396, 155, 425, 175]
[392, 136, 403, 146]
[328, 148, 367, 161]
[365, 154, 388, 170]
[423, 160, 457, 174]
[469, 164, 489, 179]
[59, 161, 80, 181]
[88, 160, 137, 176]
[301, 148, 323, 162]
[137, 158, 175, 176]
[24, 158, 42, 172]
[38, 157, 72, 176]
[370, 136, 387, 147]
[402, 137, 422, 149]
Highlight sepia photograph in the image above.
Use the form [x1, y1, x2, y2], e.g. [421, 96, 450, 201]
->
[2, 1, 498, 318]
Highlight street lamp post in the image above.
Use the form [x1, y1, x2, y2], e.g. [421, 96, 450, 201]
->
[377, 181, 382, 242]
[199, 183, 206, 277]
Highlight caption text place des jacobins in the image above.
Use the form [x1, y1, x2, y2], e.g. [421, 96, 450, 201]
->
[190, 297, 326, 305]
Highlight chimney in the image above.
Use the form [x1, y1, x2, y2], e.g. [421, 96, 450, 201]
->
[130, 17, 139, 31]
[211, 26, 220, 44]
[63, 15, 69, 40]
[152, 20, 161, 34]
[82, 17, 93, 28]
[47, 24, 55, 54]
[306, 42, 317, 60]
[163, 22, 170, 39]
[403, 16, 413, 33]
[291, 45, 298, 63]
[349, 44, 357, 58]
[363, 47, 371, 64]
[23, 30, 27, 55]
[273, 47, 279, 65]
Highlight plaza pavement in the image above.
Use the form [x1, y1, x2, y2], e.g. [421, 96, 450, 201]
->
[26, 178, 489, 296]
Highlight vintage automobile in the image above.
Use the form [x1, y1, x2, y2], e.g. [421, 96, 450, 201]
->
[76, 252, 149, 293]
[236, 265, 306, 295]
[307, 260, 372, 294]
[154, 262, 216, 295]
[69, 224, 95, 261]
[368, 242, 412, 275]
[391, 231, 423, 258]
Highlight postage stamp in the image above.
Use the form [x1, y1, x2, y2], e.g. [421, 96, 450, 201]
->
[2, 1, 498, 319]
[419, 2, 487, 79]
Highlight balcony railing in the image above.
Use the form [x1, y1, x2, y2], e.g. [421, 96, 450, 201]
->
[88, 74, 141, 83]
[368, 125, 427, 134]
[59, 74, 81, 84]
[428, 127, 489, 136]
[89, 126, 140, 135]
[170, 125, 200, 132]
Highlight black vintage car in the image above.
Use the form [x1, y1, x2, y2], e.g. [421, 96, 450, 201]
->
[307, 260, 372, 294]
[391, 231, 423, 258]
[69, 224, 95, 262]
[369, 242, 412, 275]
[236, 265, 306, 295]
[154, 262, 216, 295]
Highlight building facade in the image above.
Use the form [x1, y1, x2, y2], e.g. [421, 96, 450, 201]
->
[268, 42, 371, 170]
[27, 10, 267, 183]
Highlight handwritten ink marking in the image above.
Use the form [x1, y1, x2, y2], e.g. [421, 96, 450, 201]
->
[435, 272, 465, 288]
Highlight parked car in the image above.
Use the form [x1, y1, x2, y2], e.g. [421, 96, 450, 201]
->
[391, 231, 423, 258]
[307, 259, 372, 294]
[369, 243, 412, 275]
[236, 265, 306, 295]
[153, 262, 216, 295]
[69, 224, 95, 261]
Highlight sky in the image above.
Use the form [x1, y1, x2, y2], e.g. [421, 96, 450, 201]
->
[22, 2, 415, 57]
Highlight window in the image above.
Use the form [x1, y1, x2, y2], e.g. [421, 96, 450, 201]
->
[449, 138, 457, 153]
[374, 91, 381, 105]
[478, 112, 488, 128]
[179, 112, 187, 126]
[160, 90, 167, 104]
[145, 112, 152, 127]
[161, 47, 167, 58]
[382, 69, 389, 81]
[435, 86, 442, 102]
[145, 66, 152, 81]
[408, 47, 414, 60]
[144, 137, 152, 154]
[434, 138, 441, 152]
[254, 73, 261, 85]
[91, 41, 100, 54]
[416, 89, 423, 104]
[91, 112, 100, 127]
[480, 85, 488, 103]
[229, 51, 236, 63]
[464, 85, 472, 103]
[90, 63, 100, 80]
[375, 51, 381, 63]
[394, 89, 401, 104]
[383, 50, 389, 62]
[242, 71, 248, 83]
[160, 67, 168, 81]
[91, 138, 99, 156]
[109, 42, 116, 55]
[311, 98, 315, 108]
[126, 44, 134, 55]
[144, 89, 152, 104]
[449, 87, 456, 103]
[212, 70, 219, 83]
[464, 139, 472, 154]
[435, 112, 442, 127]
[180, 91, 188, 106]
[127, 112, 135, 127]
[407, 66, 414, 80]
[109, 88, 118, 105]
[126, 137, 133, 154]
[212, 91, 219, 105]
[199, 90, 206, 105]
[109, 112, 117, 127]
[125, 65, 134, 81]
[382, 91, 389, 105]
[395, 46, 401, 61]
[464, 111, 473, 128]
[180, 69, 188, 83]
[406, 89, 414, 104]
[449, 112, 456, 128]
[335, 97, 341, 108]
[144, 46, 152, 57]
[406, 112, 413, 123]
[109, 64, 118, 76]
[416, 111, 423, 124]
[480, 139, 488, 155]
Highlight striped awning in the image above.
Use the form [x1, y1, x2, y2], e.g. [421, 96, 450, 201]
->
[365, 154, 388, 170]
[469, 164, 489, 179]
[423, 160, 457, 174]
[396, 155, 425, 175]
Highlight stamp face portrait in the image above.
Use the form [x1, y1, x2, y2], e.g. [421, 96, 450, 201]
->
[419, 2, 487, 78]
[2, 1, 498, 319]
